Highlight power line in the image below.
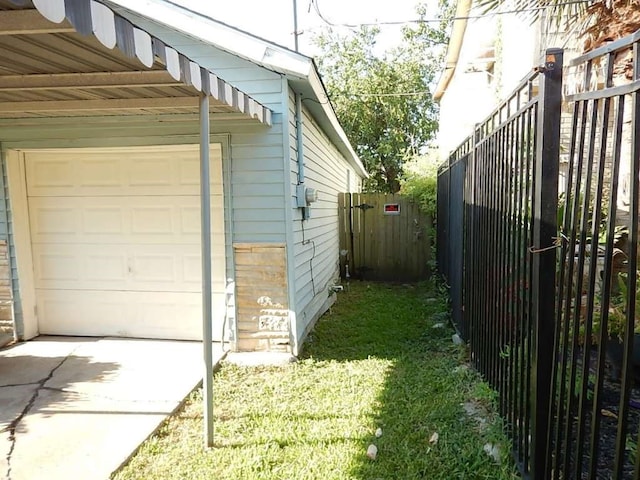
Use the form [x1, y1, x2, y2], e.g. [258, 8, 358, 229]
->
[309, 0, 590, 27]
[303, 91, 433, 104]
[346, 91, 432, 97]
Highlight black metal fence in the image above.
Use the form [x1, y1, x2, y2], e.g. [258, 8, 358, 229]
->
[438, 38, 640, 479]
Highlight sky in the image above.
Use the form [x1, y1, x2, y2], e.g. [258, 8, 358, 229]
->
[171, 0, 438, 57]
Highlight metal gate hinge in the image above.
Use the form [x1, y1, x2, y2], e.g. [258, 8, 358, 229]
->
[353, 203, 374, 210]
[535, 53, 559, 74]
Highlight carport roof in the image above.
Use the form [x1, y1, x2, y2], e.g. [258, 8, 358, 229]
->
[0, 0, 271, 124]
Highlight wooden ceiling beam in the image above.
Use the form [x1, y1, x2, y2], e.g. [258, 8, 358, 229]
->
[0, 71, 182, 91]
[0, 97, 205, 113]
[0, 10, 75, 35]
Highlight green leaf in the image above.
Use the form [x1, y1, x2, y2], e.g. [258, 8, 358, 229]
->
[312, 2, 453, 192]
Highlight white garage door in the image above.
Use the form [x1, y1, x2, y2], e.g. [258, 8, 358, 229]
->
[22, 145, 226, 341]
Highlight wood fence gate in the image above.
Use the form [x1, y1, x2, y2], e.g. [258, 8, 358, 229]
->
[338, 193, 432, 282]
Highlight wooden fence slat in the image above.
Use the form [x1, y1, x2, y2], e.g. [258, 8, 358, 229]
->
[346, 192, 353, 277]
[338, 193, 347, 278]
[398, 194, 408, 278]
[337, 192, 432, 281]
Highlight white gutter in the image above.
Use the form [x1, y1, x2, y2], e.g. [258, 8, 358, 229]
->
[433, 0, 473, 102]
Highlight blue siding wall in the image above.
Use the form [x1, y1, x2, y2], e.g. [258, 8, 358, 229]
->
[0, 150, 19, 337]
[0, 109, 286, 338]
[286, 89, 364, 347]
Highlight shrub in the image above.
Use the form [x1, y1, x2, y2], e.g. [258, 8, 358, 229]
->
[399, 156, 441, 218]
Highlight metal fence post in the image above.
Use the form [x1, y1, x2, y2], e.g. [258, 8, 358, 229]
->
[463, 128, 478, 342]
[436, 168, 444, 277]
[530, 48, 563, 478]
[447, 154, 454, 282]
[437, 164, 451, 281]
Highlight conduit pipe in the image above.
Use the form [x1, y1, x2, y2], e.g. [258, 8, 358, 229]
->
[295, 92, 305, 185]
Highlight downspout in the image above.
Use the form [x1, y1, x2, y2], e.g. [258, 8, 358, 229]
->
[291, 0, 306, 356]
[291, 86, 307, 356]
[293, 0, 306, 207]
[295, 93, 305, 186]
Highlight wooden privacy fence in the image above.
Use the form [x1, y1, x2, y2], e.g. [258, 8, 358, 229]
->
[338, 193, 432, 282]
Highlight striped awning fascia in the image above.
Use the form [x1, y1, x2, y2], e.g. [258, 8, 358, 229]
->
[9, 0, 272, 125]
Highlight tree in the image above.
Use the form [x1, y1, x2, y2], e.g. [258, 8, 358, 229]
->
[478, 0, 640, 52]
[480, 0, 640, 238]
[313, 3, 452, 193]
[400, 150, 441, 219]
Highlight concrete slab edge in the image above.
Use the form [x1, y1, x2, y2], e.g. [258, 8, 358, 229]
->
[109, 348, 229, 478]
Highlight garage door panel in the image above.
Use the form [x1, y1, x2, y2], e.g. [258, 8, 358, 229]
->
[27, 159, 75, 190]
[35, 252, 81, 281]
[24, 145, 226, 341]
[131, 205, 175, 235]
[36, 290, 226, 340]
[128, 157, 177, 188]
[26, 146, 223, 197]
[29, 195, 224, 245]
[86, 253, 129, 282]
[133, 253, 176, 282]
[79, 158, 121, 188]
[177, 199, 225, 235]
[31, 206, 77, 236]
[83, 207, 124, 234]
[31, 244, 225, 292]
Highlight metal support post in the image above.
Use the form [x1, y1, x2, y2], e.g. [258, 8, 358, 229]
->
[200, 92, 214, 448]
[530, 47, 563, 479]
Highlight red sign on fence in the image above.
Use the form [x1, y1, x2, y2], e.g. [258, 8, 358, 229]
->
[383, 203, 400, 215]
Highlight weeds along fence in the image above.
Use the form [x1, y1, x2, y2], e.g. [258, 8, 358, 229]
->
[439, 39, 640, 479]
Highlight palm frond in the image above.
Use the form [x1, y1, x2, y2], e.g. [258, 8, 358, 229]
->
[475, 0, 640, 52]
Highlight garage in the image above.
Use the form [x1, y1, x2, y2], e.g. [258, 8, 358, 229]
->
[7, 145, 227, 341]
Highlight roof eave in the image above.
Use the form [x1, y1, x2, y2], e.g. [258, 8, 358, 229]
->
[105, 0, 367, 178]
[104, 0, 313, 79]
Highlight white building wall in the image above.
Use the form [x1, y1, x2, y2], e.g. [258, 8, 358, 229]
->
[287, 89, 363, 351]
[438, 70, 495, 156]
[499, 16, 539, 97]
[437, 14, 538, 157]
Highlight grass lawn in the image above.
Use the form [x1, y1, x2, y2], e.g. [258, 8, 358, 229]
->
[113, 281, 519, 480]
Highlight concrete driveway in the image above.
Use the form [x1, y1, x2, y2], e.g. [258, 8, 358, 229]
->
[0, 336, 225, 480]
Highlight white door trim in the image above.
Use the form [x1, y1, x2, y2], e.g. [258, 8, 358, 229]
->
[6, 150, 38, 339]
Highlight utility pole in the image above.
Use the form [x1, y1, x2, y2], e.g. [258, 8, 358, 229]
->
[293, 0, 299, 52]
